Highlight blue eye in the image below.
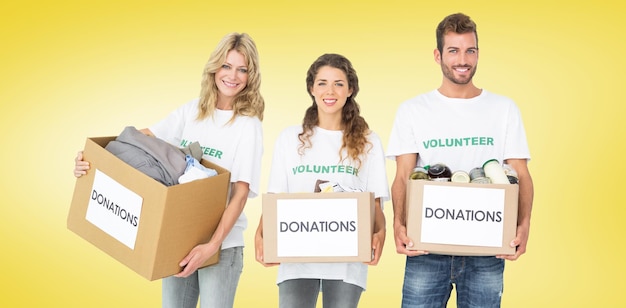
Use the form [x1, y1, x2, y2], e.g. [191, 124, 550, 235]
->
[238, 68, 248, 73]
[222, 64, 231, 69]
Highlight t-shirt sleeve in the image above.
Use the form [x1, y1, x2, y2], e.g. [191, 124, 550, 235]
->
[267, 129, 290, 193]
[229, 118, 264, 198]
[386, 101, 419, 160]
[366, 132, 390, 206]
[503, 101, 531, 161]
[149, 99, 197, 146]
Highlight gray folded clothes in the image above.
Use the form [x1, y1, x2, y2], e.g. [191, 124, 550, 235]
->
[105, 126, 187, 186]
[181, 141, 203, 162]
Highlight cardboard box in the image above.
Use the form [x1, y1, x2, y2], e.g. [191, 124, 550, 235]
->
[406, 180, 519, 256]
[67, 136, 230, 280]
[262, 192, 375, 263]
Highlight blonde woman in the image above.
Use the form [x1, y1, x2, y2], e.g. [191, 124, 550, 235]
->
[74, 32, 264, 308]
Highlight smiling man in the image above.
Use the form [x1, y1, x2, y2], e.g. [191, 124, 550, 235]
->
[386, 13, 535, 308]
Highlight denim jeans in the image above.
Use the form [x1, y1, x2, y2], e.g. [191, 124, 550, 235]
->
[162, 246, 243, 308]
[278, 279, 363, 308]
[402, 254, 504, 308]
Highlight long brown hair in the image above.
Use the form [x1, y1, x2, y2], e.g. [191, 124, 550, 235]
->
[197, 32, 264, 122]
[298, 53, 371, 167]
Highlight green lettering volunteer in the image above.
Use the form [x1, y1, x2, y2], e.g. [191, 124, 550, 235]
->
[291, 164, 359, 176]
[423, 136, 494, 149]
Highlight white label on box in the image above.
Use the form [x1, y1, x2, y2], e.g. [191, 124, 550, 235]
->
[276, 198, 358, 257]
[421, 185, 505, 247]
[85, 169, 143, 250]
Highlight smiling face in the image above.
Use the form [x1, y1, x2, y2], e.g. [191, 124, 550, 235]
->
[214, 49, 248, 108]
[435, 31, 479, 85]
[310, 65, 353, 118]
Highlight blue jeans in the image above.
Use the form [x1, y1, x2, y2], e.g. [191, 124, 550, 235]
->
[279, 279, 363, 308]
[162, 246, 243, 308]
[402, 254, 504, 308]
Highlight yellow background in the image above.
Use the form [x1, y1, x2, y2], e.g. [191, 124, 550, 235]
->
[1, 0, 624, 307]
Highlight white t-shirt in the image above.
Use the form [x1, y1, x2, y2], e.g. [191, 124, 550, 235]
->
[268, 125, 389, 290]
[387, 90, 530, 171]
[150, 98, 263, 249]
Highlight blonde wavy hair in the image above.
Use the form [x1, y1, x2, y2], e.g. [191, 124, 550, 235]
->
[197, 32, 264, 122]
[298, 53, 371, 167]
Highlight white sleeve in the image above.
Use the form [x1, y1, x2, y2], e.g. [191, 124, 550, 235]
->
[366, 132, 390, 205]
[386, 101, 419, 160]
[267, 129, 290, 193]
[503, 101, 531, 161]
[230, 118, 263, 198]
[149, 99, 196, 146]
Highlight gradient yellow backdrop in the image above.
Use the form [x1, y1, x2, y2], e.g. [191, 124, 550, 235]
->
[1, 0, 624, 307]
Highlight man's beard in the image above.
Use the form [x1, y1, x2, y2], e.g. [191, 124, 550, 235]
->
[441, 63, 477, 85]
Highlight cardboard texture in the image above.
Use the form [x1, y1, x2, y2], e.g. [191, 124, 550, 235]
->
[262, 192, 375, 263]
[406, 180, 519, 256]
[67, 136, 230, 280]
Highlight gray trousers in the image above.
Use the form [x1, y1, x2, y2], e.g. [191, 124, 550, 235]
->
[279, 279, 363, 308]
[162, 247, 243, 308]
